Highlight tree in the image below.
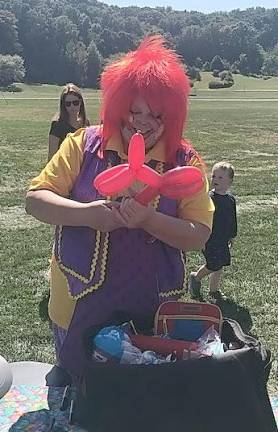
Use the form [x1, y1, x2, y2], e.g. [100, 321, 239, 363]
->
[176, 25, 205, 65]
[2, 0, 278, 83]
[18, 9, 59, 83]
[261, 54, 278, 75]
[194, 57, 203, 68]
[186, 66, 201, 81]
[86, 40, 102, 88]
[243, 44, 264, 73]
[219, 70, 234, 85]
[97, 28, 119, 57]
[53, 15, 79, 52]
[65, 41, 88, 86]
[0, 54, 25, 86]
[116, 31, 135, 53]
[79, 13, 92, 45]
[159, 14, 184, 36]
[210, 55, 225, 72]
[203, 61, 210, 71]
[237, 53, 249, 75]
[122, 16, 143, 37]
[0, 10, 21, 54]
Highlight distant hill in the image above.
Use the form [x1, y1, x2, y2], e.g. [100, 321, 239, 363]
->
[0, 0, 278, 86]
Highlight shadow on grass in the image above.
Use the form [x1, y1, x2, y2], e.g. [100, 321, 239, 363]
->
[38, 291, 52, 331]
[215, 297, 253, 334]
[39, 291, 50, 320]
[38, 266, 51, 324]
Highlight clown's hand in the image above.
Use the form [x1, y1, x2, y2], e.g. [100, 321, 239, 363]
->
[112, 197, 155, 229]
[93, 200, 124, 231]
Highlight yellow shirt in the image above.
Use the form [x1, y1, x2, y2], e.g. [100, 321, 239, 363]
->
[29, 127, 214, 329]
[30, 128, 214, 225]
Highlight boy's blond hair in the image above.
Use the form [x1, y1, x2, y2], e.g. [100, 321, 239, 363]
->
[212, 161, 235, 181]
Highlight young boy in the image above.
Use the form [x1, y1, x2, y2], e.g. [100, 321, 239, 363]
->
[189, 161, 237, 301]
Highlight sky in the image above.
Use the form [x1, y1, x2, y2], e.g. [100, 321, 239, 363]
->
[102, 0, 277, 13]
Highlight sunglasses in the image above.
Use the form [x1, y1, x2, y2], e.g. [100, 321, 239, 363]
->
[65, 99, 81, 107]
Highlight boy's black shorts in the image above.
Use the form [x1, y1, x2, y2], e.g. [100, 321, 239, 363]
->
[203, 243, 231, 272]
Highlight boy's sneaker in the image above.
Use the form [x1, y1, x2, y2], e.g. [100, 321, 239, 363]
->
[209, 290, 227, 302]
[188, 273, 202, 300]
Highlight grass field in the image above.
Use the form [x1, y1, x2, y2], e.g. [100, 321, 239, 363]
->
[0, 83, 277, 391]
[196, 71, 278, 91]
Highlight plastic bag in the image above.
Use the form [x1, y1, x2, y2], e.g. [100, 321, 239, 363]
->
[196, 326, 225, 356]
[92, 326, 173, 364]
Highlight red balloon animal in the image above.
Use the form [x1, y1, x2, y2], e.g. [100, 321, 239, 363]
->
[94, 132, 204, 205]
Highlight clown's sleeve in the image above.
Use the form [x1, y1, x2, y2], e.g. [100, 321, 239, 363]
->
[28, 129, 86, 197]
[177, 153, 214, 230]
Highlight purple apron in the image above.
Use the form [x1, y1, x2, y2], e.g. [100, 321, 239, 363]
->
[54, 126, 194, 376]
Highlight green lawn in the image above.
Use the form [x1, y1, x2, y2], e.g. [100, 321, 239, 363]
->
[1, 83, 100, 99]
[195, 71, 278, 91]
[0, 85, 277, 392]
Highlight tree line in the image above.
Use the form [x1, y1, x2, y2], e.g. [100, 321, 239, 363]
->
[1, 0, 278, 88]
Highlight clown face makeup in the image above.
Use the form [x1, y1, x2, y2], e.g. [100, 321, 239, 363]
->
[121, 96, 165, 151]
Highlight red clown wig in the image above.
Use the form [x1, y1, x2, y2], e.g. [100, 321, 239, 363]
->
[100, 35, 191, 163]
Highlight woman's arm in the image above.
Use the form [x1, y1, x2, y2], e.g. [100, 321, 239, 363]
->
[26, 190, 123, 232]
[48, 135, 60, 161]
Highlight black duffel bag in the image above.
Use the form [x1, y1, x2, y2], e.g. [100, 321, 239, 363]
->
[71, 316, 276, 432]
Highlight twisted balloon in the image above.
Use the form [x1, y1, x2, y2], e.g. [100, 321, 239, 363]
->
[94, 132, 204, 205]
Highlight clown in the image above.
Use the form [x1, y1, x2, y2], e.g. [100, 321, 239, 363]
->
[26, 36, 214, 379]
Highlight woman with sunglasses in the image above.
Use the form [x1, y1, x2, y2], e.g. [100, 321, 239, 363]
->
[48, 83, 90, 161]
